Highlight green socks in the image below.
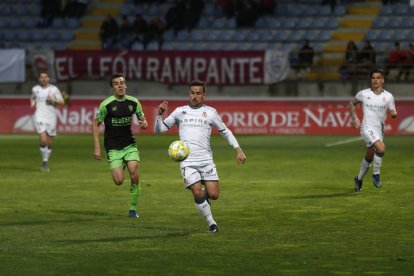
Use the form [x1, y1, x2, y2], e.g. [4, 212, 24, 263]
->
[129, 182, 141, 211]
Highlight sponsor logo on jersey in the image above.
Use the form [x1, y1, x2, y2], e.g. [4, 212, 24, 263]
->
[202, 112, 207, 117]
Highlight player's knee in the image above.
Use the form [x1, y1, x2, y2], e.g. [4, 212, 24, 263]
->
[208, 192, 219, 200]
[114, 180, 123, 186]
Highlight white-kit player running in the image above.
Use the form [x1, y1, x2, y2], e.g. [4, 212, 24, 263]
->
[349, 69, 397, 192]
[30, 71, 64, 172]
[155, 80, 246, 233]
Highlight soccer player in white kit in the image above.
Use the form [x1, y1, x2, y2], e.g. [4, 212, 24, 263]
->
[349, 69, 397, 192]
[155, 80, 246, 233]
[30, 72, 64, 172]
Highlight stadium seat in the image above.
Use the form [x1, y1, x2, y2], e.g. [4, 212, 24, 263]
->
[259, 31, 274, 42]
[52, 18, 65, 28]
[401, 17, 414, 28]
[281, 18, 296, 29]
[211, 18, 226, 29]
[218, 30, 235, 42]
[304, 30, 319, 41]
[334, 5, 346, 16]
[67, 18, 80, 29]
[163, 30, 175, 42]
[32, 30, 46, 41]
[17, 31, 31, 41]
[372, 17, 387, 29]
[310, 17, 328, 29]
[274, 30, 290, 42]
[190, 31, 204, 41]
[60, 30, 74, 42]
[146, 41, 159, 50]
[288, 31, 305, 42]
[197, 17, 211, 29]
[385, 17, 401, 29]
[377, 30, 393, 41]
[8, 17, 21, 29]
[318, 30, 331, 41]
[246, 31, 260, 42]
[176, 30, 190, 41]
[296, 17, 314, 29]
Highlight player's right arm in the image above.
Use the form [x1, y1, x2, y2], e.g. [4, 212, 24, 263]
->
[154, 101, 177, 133]
[93, 103, 107, 160]
[349, 98, 361, 129]
[92, 118, 102, 160]
[30, 87, 36, 109]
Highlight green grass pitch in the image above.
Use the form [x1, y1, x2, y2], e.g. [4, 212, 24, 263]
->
[0, 134, 413, 275]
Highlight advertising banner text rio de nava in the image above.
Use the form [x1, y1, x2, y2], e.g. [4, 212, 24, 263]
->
[1, 98, 413, 135]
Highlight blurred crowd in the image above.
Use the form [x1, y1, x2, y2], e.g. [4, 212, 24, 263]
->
[99, 0, 278, 50]
[39, 0, 90, 27]
[339, 40, 414, 81]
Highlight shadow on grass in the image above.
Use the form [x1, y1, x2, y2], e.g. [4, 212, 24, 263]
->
[283, 192, 355, 199]
[55, 230, 194, 245]
[0, 218, 95, 226]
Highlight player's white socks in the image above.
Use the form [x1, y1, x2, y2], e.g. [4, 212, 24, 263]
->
[373, 152, 384, 175]
[40, 145, 52, 162]
[357, 158, 372, 181]
[195, 199, 216, 226]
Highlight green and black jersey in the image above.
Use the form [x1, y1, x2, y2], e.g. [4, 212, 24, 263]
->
[96, 95, 144, 151]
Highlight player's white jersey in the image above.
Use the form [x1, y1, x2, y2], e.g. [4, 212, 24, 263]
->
[355, 88, 395, 134]
[31, 84, 62, 123]
[155, 104, 239, 166]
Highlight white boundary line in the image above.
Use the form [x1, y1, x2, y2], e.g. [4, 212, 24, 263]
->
[325, 137, 363, 147]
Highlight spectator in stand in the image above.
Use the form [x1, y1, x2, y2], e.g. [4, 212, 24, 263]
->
[132, 14, 148, 45]
[100, 14, 119, 50]
[358, 40, 377, 76]
[322, 0, 337, 13]
[259, 0, 277, 15]
[294, 39, 315, 78]
[66, 0, 90, 18]
[235, 0, 260, 28]
[339, 41, 359, 80]
[119, 15, 134, 49]
[39, 0, 60, 27]
[216, 0, 232, 17]
[400, 43, 414, 80]
[384, 41, 406, 80]
[165, 0, 186, 35]
[143, 16, 166, 50]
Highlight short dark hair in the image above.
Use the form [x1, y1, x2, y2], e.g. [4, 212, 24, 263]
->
[110, 73, 125, 87]
[189, 79, 207, 93]
[370, 69, 384, 78]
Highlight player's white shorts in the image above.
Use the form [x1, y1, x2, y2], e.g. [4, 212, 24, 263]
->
[181, 163, 219, 188]
[35, 119, 57, 136]
[361, 128, 383, 148]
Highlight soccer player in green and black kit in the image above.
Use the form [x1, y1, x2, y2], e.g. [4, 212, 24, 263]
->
[92, 73, 148, 218]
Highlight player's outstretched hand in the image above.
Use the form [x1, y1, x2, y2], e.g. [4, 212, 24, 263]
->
[158, 101, 168, 115]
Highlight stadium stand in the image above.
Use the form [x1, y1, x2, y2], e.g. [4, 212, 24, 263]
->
[1, 0, 413, 81]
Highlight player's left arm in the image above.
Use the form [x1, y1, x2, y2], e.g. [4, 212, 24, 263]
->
[213, 110, 246, 164]
[138, 114, 148, 129]
[48, 88, 65, 106]
[389, 96, 397, 119]
[135, 99, 148, 129]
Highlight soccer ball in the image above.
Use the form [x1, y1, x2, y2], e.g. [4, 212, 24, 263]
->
[168, 140, 190, 162]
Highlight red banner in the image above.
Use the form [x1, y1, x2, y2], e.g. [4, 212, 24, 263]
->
[1, 98, 413, 135]
[29, 50, 290, 85]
